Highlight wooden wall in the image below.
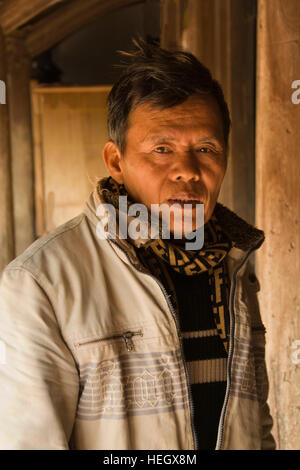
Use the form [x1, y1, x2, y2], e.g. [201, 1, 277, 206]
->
[0, 28, 36, 270]
[256, 0, 300, 450]
[5, 31, 35, 257]
[0, 27, 14, 270]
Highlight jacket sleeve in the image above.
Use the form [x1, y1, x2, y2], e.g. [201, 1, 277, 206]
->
[243, 261, 276, 450]
[0, 267, 79, 449]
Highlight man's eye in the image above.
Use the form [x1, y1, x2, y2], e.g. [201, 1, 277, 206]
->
[154, 146, 171, 154]
[196, 147, 213, 153]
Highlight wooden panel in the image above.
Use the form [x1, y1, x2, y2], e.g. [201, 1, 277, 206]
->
[25, 0, 144, 58]
[0, 0, 63, 34]
[0, 26, 14, 272]
[31, 86, 111, 236]
[256, 0, 300, 450]
[30, 81, 45, 238]
[160, 0, 187, 51]
[5, 31, 35, 256]
[229, 0, 256, 226]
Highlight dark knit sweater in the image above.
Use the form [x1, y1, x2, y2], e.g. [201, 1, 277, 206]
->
[162, 263, 228, 450]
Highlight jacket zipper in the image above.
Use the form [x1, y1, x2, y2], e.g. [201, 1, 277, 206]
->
[74, 329, 143, 352]
[215, 243, 260, 450]
[109, 239, 198, 450]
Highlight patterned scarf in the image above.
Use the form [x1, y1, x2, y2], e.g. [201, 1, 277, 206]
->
[96, 176, 234, 353]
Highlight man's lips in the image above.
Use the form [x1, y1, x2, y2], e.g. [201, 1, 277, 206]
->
[166, 193, 204, 208]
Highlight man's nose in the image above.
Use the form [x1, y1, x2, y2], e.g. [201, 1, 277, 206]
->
[169, 151, 201, 182]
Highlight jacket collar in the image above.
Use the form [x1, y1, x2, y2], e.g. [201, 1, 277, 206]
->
[213, 202, 265, 252]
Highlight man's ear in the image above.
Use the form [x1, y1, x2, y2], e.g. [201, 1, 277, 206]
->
[102, 140, 124, 184]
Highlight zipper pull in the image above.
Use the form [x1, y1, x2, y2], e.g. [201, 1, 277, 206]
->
[122, 330, 143, 351]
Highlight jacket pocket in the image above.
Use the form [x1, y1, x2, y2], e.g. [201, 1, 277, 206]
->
[74, 328, 144, 352]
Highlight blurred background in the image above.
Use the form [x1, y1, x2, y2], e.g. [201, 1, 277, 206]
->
[0, 0, 299, 449]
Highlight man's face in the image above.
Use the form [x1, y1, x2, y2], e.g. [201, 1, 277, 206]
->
[104, 94, 227, 236]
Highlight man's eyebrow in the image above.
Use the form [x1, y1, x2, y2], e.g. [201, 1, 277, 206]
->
[142, 134, 225, 148]
[142, 134, 176, 143]
[196, 137, 226, 150]
[143, 134, 223, 142]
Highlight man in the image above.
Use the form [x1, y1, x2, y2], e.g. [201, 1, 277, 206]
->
[0, 39, 275, 450]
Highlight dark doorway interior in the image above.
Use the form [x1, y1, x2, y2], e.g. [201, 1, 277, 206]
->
[31, 1, 160, 85]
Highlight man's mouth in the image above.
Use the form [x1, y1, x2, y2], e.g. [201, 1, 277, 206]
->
[166, 194, 203, 208]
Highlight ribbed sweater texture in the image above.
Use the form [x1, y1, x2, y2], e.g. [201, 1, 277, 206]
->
[162, 263, 228, 450]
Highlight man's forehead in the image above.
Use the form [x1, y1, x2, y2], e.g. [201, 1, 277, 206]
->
[129, 98, 223, 130]
[133, 97, 217, 117]
[140, 130, 223, 143]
